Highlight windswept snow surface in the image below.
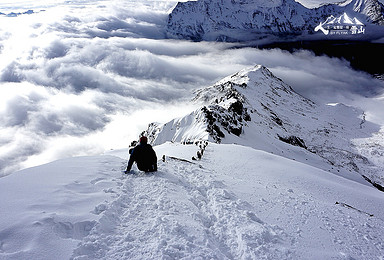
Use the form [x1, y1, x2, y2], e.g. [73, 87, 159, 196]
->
[1, 142, 384, 259]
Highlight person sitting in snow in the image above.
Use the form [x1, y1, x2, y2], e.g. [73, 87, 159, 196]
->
[125, 136, 157, 174]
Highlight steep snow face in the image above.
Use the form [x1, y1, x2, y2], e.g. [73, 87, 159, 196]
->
[348, 0, 384, 24]
[148, 65, 314, 145]
[167, 0, 311, 41]
[166, 0, 384, 40]
[145, 65, 384, 188]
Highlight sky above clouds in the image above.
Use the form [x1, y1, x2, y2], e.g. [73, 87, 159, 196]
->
[0, 0, 383, 176]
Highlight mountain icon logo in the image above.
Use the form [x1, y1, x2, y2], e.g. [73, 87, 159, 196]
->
[315, 13, 365, 35]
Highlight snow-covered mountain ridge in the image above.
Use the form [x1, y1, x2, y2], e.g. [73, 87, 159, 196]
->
[1, 66, 383, 260]
[145, 65, 384, 189]
[166, 0, 384, 41]
[1, 142, 384, 259]
[0, 9, 41, 17]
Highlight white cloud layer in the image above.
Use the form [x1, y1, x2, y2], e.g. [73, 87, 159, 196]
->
[0, 0, 383, 176]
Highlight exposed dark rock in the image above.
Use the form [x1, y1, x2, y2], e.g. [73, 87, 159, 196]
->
[278, 135, 307, 149]
[362, 175, 384, 192]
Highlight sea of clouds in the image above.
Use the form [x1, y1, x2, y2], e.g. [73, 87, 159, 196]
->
[0, 0, 383, 176]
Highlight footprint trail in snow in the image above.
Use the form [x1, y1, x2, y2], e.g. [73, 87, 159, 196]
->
[71, 149, 291, 259]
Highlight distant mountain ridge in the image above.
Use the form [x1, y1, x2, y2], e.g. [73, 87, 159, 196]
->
[144, 65, 384, 189]
[166, 0, 384, 41]
[0, 9, 43, 17]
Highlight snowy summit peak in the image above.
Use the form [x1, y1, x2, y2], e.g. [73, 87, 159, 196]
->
[194, 65, 300, 108]
[146, 64, 314, 146]
[215, 65, 275, 87]
[145, 65, 384, 190]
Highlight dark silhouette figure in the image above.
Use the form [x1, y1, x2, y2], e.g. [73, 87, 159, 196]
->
[125, 136, 157, 174]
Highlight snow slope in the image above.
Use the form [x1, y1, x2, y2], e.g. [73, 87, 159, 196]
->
[145, 65, 384, 189]
[166, 0, 384, 41]
[1, 142, 383, 259]
[0, 155, 124, 259]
